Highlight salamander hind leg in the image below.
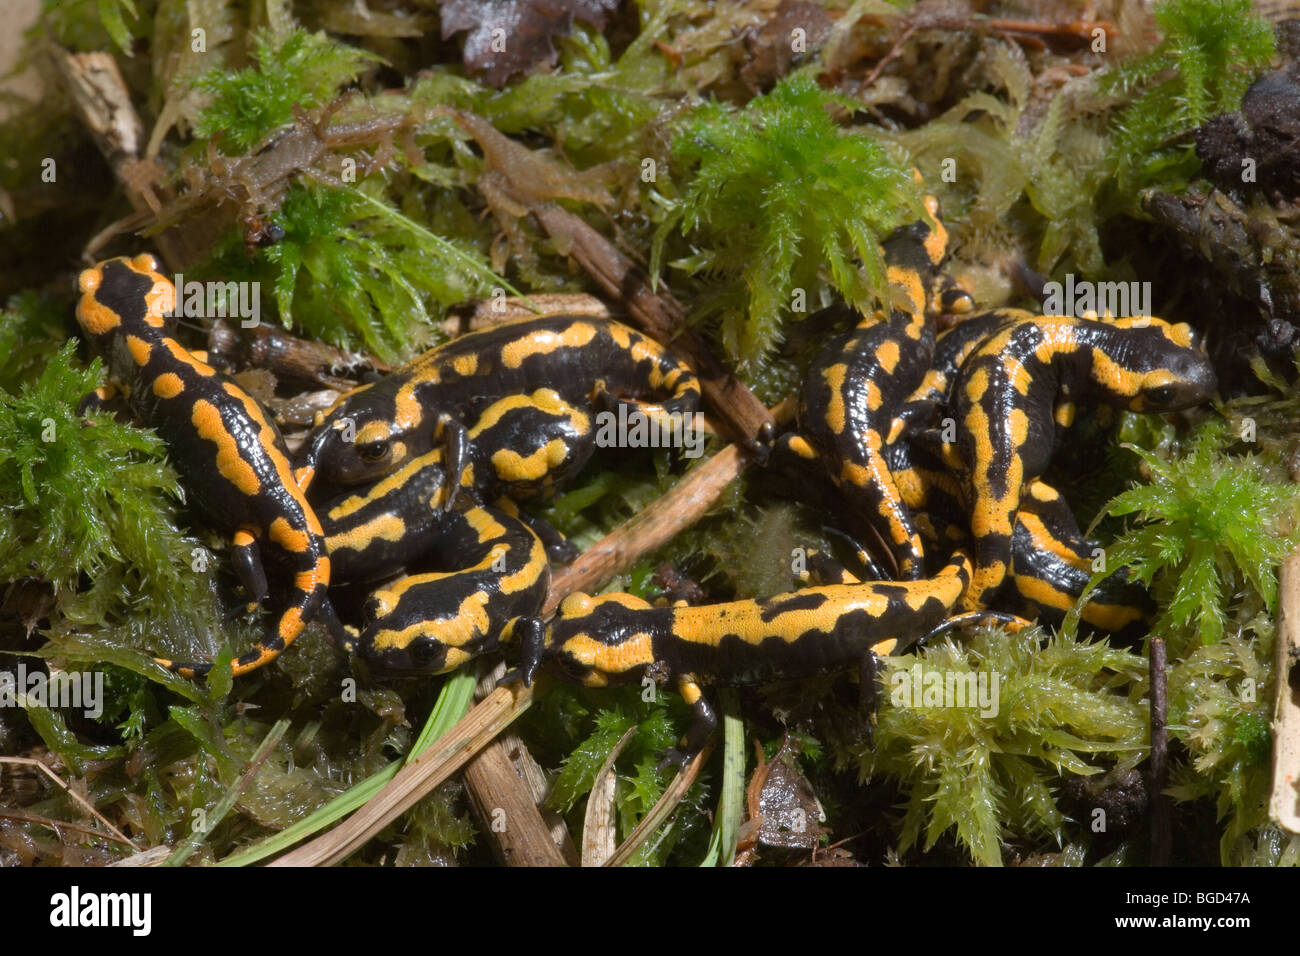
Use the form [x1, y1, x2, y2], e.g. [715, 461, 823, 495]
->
[659, 674, 717, 771]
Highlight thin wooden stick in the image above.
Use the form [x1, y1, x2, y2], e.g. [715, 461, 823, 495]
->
[605, 742, 714, 867]
[545, 444, 750, 612]
[269, 682, 532, 866]
[1270, 548, 1300, 831]
[0, 756, 139, 850]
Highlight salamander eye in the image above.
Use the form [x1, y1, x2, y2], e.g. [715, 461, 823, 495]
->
[410, 639, 441, 666]
[1146, 385, 1177, 407]
[357, 440, 390, 463]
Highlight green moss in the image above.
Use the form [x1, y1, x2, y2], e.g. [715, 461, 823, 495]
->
[842, 626, 1148, 866]
[200, 183, 502, 361]
[652, 73, 923, 369]
[1106, 0, 1274, 203]
[1077, 429, 1300, 651]
[0, 343, 210, 622]
[193, 27, 379, 152]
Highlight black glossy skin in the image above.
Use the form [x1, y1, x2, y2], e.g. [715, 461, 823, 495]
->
[950, 315, 1218, 611]
[777, 200, 964, 580]
[75, 255, 331, 678]
[887, 434, 1151, 633]
[299, 314, 701, 488]
[348, 500, 550, 673]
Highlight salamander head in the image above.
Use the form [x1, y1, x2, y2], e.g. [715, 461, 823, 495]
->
[75, 255, 175, 342]
[1116, 320, 1218, 413]
[305, 406, 423, 485]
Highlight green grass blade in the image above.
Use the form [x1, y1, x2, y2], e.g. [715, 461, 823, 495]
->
[217, 670, 476, 866]
[699, 689, 744, 867]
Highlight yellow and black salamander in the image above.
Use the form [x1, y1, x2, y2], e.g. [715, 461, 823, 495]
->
[75, 255, 332, 677]
[514, 548, 1021, 764]
[948, 314, 1217, 611]
[775, 196, 968, 580]
[298, 314, 702, 493]
[341, 499, 550, 673]
[314, 415, 556, 671]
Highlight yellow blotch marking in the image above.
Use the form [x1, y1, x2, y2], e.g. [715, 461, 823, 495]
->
[191, 400, 261, 496]
[1088, 350, 1147, 398]
[923, 219, 948, 265]
[865, 379, 884, 413]
[75, 270, 122, 336]
[561, 592, 596, 615]
[152, 373, 185, 399]
[126, 335, 153, 367]
[1053, 401, 1075, 429]
[465, 506, 507, 543]
[501, 323, 598, 368]
[491, 440, 564, 482]
[328, 514, 407, 554]
[295, 562, 325, 594]
[875, 340, 901, 374]
[277, 607, 304, 643]
[451, 353, 478, 377]
[269, 516, 311, 554]
[562, 631, 656, 675]
[886, 265, 925, 316]
[823, 364, 849, 434]
[964, 367, 990, 403]
[532, 388, 566, 412]
[392, 386, 424, 431]
[785, 435, 817, 460]
[607, 323, 632, 349]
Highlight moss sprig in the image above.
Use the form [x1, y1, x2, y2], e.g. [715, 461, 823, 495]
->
[193, 27, 379, 152]
[652, 73, 923, 370]
[1106, 0, 1274, 202]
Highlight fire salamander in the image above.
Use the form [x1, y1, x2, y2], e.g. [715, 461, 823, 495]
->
[298, 314, 702, 492]
[75, 256, 331, 678]
[314, 401, 572, 670]
[949, 314, 1217, 612]
[776, 196, 968, 580]
[889, 434, 1151, 633]
[514, 549, 1022, 764]
[341, 499, 550, 673]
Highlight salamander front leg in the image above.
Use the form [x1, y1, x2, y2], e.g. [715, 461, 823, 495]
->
[500, 616, 547, 687]
[434, 412, 471, 512]
[659, 674, 717, 771]
[228, 528, 269, 617]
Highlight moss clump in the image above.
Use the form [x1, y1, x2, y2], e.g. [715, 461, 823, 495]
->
[193, 28, 379, 152]
[653, 73, 923, 370]
[1079, 429, 1300, 652]
[1107, 0, 1275, 202]
[840, 626, 1148, 867]
[0, 341, 209, 625]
